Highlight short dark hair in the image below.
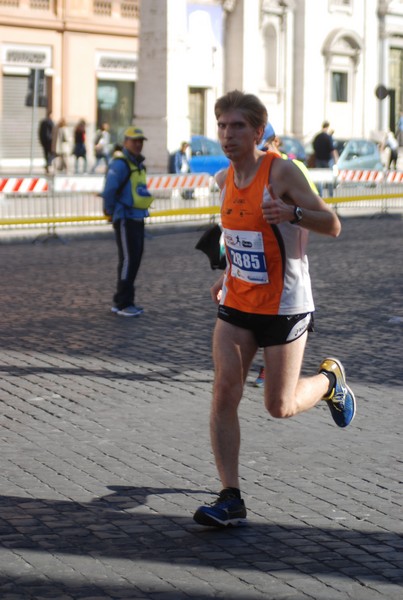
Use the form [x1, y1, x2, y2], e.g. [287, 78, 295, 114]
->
[214, 90, 268, 132]
[322, 121, 330, 129]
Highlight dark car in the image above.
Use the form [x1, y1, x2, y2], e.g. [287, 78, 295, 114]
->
[189, 135, 229, 175]
[260, 126, 307, 163]
[278, 135, 307, 163]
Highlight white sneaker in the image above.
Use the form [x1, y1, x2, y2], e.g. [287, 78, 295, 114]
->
[117, 305, 144, 317]
[111, 305, 119, 313]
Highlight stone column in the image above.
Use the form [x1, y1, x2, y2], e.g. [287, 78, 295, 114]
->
[135, 0, 189, 173]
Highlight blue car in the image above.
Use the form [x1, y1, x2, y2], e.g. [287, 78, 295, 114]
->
[189, 135, 230, 175]
[335, 139, 383, 171]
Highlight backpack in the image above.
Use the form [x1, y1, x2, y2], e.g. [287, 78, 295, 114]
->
[107, 153, 154, 210]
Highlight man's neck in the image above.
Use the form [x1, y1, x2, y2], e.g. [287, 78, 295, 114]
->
[232, 151, 265, 188]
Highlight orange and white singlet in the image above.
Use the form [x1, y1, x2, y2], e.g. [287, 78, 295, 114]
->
[220, 152, 314, 315]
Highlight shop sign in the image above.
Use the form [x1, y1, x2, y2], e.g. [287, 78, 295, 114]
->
[1, 44, 52, 69]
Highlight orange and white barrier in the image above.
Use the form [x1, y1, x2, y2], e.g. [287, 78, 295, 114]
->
[0, 177, 48, 193]
[147, 173, 211, 191]
[385, 171, 403, 184]
[0, 173, 212, 194]
[337, 170, 384, 183]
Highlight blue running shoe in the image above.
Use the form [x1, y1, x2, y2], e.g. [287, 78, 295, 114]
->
[193, 489, 247, 527]
[319, 357, 356, 428]
[254, 366, 265, 388]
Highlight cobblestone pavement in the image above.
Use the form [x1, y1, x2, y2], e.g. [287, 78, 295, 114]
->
[0, 215, 402, 600]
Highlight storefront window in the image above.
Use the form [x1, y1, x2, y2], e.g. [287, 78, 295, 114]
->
[96, 80, 135, 145]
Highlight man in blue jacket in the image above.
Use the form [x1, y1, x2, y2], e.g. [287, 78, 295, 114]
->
[103, 126, 153, 317]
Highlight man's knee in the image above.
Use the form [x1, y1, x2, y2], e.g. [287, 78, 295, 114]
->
[213, 379, 242, 412]
[265, 394, 296, 419]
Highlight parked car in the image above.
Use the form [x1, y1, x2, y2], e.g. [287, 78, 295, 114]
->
[335, 139, 383, 172]
[189, 131, 308, 175]
[260, 125, 307, 163]
[277, 135, 307, 163]
[189, 135, 229, 175]
[333, 138, 348, 156]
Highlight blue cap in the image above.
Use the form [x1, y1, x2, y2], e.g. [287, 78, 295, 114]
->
[264, 122, 275, 139]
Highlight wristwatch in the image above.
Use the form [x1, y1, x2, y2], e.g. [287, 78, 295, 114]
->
[290, 206, 303, 224]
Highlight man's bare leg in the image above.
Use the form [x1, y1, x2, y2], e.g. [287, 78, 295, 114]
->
[210, 319, 258, 490]
[263, 332, 331, 418]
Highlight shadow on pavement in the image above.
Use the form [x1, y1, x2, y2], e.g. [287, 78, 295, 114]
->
[0, 485, 401, 588]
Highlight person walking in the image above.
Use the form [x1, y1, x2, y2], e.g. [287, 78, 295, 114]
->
[102, 126, 154, 317]
[193, 90, 356, 528]
[38, 111, 54, 173]
[53, 118, 70, 172]
[91, 122, 111, 173]
[381, 130, 399, 170]
[173, 141, 190, 174]
[397, 112, 403, 147]
[73, 119, 87, 174]
[313, 121, 338, 168]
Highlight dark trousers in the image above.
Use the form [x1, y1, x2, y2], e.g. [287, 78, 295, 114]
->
[113, 218, 145, 309]
[42, 144, 53, 172]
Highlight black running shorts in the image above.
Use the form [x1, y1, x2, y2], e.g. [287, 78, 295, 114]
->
[217, 305, 314, 347]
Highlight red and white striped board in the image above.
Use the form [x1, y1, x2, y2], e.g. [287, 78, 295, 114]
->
[0, 177, 49, 193]
[385, 171, 403, 184]
[337, 170, 384, 183]
[147, 173, 211, 191]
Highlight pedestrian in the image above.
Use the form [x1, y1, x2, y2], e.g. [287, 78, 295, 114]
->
[173, 141, 190, 174]
[396, 112, 403, 147]
[53, 118, 70, 172]
[91, 122, 111, 173]
[381, 130, 399, 170]
[102, 126, 154, 317]
[72, 119, 87, 174]
[38, 111, 54, 173]
[312, 121, 338, 168]
[193, 90, 356, 528]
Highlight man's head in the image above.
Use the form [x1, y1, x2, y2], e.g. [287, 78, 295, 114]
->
[123, 125, 147, 156]
[322, 121, 330, 130]
[214, 90, 268, 158]
[215, 90, 267, 142]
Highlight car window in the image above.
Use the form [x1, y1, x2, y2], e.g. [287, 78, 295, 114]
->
[280, 136, 305, 159]
[191, 138, 202, 155]
[203, 138, 223, 156]
[358, 141, 374, 157]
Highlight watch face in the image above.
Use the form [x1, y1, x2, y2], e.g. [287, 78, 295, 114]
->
[295, 207, 302, 221]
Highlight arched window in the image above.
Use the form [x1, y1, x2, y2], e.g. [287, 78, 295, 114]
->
[322, 29, 362, 104]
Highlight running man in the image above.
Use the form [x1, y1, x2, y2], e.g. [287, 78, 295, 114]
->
[193, 90, 356, 528]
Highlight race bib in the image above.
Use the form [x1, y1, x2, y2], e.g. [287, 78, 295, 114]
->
[224, 229, 268, 284]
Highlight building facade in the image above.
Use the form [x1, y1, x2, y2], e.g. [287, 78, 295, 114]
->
[0, 0, 140, 170]
[0, 0, 402, 172]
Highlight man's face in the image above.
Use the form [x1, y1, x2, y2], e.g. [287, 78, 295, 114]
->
[124, 137, 144, 156]
[217, 110, 263, 160]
